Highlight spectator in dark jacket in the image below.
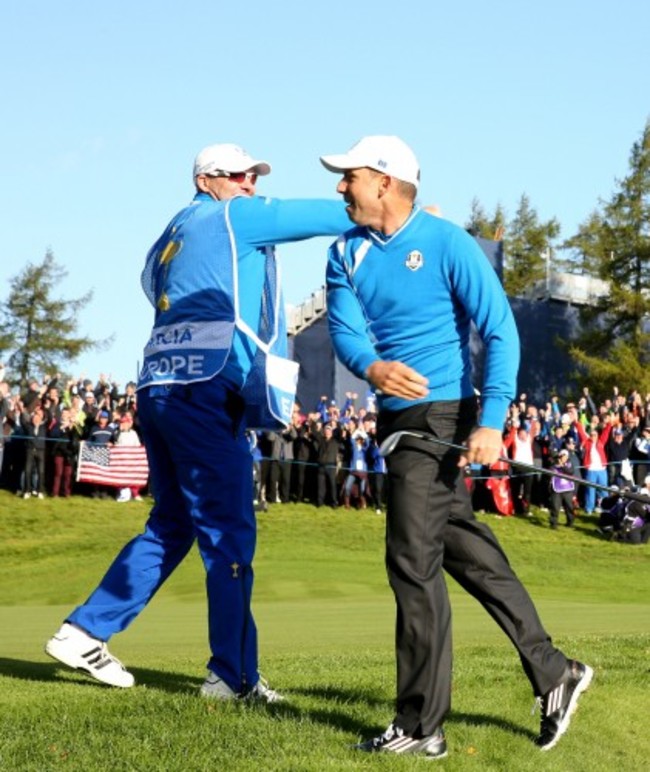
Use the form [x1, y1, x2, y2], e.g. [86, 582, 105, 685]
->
[313, 424, 341, 508]
[293, 416, 316, 504]
[87, 411, 115, 445]
[50, 407, 82, 497]
[278, 423, 298, 503]
[20, 403, 48, 498]
[86, 410, 115, 499]
[606, 423, 637, 488]
[258, 431, 281, 504]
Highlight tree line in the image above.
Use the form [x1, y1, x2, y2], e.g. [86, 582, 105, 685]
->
[1, 121, 649, 395]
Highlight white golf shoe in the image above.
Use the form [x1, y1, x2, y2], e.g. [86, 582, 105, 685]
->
[200, 672, 238, 699]
[200, 671, 283, 703]
[45, 623, 135, 688]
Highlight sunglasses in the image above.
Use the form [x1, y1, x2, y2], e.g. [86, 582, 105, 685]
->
[209, 171, 258, 184]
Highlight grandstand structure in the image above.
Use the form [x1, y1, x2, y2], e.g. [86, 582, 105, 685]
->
[287, 287, 327, 337]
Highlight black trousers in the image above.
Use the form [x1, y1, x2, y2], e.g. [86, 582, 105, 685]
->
[317, 464, 338, 506]
[24, 446, 46, 494]
[260, 459, 280, 502]
[378, 398, 567, 737]
[549, 490, 575, 526]
[278, 460, 292, 502]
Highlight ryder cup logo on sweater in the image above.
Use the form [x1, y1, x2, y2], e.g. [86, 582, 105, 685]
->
[405, 250, 424, 271]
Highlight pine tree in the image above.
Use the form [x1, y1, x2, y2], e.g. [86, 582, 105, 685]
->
[503, 194, 561, 297]
[465, 198, 507, 240]
[0, 250, 99, 387]
[564, 120, 650, 393]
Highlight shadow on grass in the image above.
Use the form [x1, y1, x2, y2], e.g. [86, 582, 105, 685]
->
[449, 710, 536, 742]
[284, 684, 536, 741]
[1, 658, 536, 741]
[0, 657, 201, 694]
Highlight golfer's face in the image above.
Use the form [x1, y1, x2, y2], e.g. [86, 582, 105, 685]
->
[336, 168, 382, 225]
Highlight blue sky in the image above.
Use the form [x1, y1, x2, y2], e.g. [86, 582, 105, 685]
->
[1, 1, 648, 387]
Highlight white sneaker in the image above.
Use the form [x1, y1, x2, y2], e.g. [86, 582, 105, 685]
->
[45, 623, 134, 688]
[200, 672, 238, 700]
[22, 492, 30, 499]
[116, 489, 131, 503]
[199, 671, 283, 703]
[247, 677, 284, 703]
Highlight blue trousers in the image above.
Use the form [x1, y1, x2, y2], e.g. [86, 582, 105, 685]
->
[68, 379, 259, 693]
[583, 468, 607, 513]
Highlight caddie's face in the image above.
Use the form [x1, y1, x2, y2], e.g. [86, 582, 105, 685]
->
[336, 168, 384, 226]
[196, 170, 257, 201]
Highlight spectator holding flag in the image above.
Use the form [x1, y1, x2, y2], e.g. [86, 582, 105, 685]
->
[85, 410, 115, 499]
[114, 413, 144, 502]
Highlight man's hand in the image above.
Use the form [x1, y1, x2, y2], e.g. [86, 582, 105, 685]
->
[365, 361, 429, 400]
[458, 427, 503, 467]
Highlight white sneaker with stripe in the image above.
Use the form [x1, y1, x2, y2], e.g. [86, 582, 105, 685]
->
[356, 723, 447, 758]
[45, 623, 135, 688]
[535, 660, 594, 750]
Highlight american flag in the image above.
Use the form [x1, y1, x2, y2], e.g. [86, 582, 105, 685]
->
[76, 441, 149, 487]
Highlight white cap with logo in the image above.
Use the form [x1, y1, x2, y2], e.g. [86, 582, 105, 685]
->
[193, 143, 271, 179]
[320, 135, 420, 188]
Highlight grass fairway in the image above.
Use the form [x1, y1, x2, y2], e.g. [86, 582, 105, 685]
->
[0, 490, 648, 770]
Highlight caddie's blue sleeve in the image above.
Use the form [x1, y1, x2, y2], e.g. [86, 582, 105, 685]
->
[325, 240, 379, 380]
[227, 196, 350, 246]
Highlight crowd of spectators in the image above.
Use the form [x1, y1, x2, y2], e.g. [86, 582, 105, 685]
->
[248, 390, 386, 513]
[0, 367, 648, 542]
[250, 385, 650, 542]
[468, 387, 650, 543]
[0, 369, 140, 502]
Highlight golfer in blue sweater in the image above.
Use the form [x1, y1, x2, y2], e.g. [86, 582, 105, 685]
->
[321, 135, 593, 758]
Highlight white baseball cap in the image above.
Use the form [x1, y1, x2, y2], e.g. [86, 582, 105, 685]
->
[320, 135, 420, 188]
[193, 143, 271, 178]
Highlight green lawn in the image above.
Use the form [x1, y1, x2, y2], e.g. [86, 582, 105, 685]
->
[0, 491, 648, 770]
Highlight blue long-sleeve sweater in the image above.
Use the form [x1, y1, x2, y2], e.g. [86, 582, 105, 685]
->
[326, 208, 519, 430]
